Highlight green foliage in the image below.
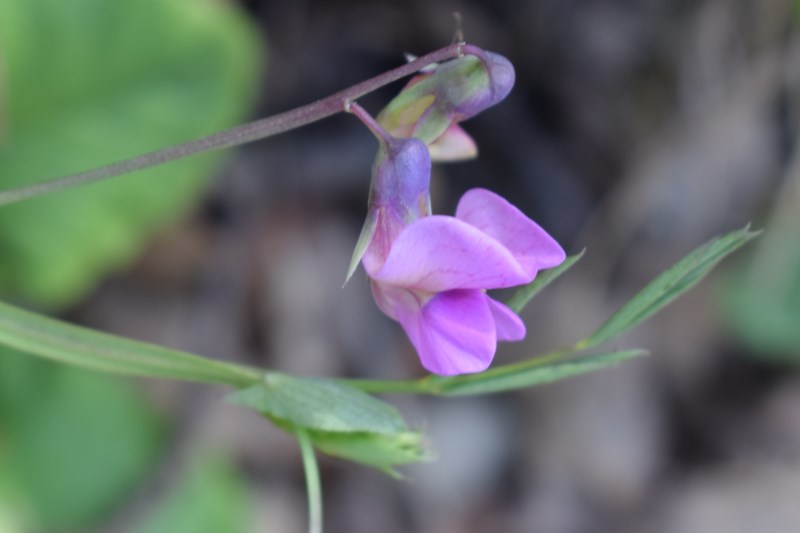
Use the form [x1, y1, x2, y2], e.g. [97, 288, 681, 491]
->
[0, 0, 261, 307]
[580, 226, 760, 350]
[0, 298, 262, 387]
[0, 0, 262, 530]
[133, 452, 250, 533]
[0, 348, 164, 531]
[0, 475, 31, 533]
[430, 349, 648, 396]
[229, 374, 429, 474]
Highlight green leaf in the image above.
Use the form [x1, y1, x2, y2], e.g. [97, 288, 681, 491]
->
[0, 473, 32, 533]
[0, 299, 262, 387]
[580, 226, 760, 350]
[0, 348, 164, 531]
[228, 373, 407, 434]
[133, 452, 249, 533]
[431, 349, 647, 396]
[310, 430, 430, 477]
[0, 0, 261, 307]
[506, 249, 585, 313]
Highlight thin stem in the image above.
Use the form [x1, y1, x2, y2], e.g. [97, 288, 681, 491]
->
[0, 42, 469, 207]
[347, 102, 392, 143]
[296, 428, 323, 533]
[340, 376, 438, 395]
[343, 346, 578, 396]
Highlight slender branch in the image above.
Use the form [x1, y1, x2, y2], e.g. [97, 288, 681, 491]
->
[339, 376, 438, 395]
[347, 102, 392, 143]
[297, 428, 323, 533]
[0, 42, 469, 207]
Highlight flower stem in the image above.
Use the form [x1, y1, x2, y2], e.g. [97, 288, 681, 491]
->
[296, 428, 323, 533]
[347, 102, 393, 143]
[0, 43, 470, 207]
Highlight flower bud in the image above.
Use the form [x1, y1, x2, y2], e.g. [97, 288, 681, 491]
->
[377, 49, 515, 161]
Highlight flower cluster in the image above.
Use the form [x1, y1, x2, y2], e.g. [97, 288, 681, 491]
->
[349, 48, 565, 376]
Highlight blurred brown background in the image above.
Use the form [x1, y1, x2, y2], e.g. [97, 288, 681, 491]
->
[20, 0, 800, 531]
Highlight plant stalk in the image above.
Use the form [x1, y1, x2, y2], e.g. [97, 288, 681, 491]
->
[297, 428, 323, 533]
[0, 43, 470, 207]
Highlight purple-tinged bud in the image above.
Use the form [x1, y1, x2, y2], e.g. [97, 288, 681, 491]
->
[377, 48, 515, 162]
[346, 137, 431, 282]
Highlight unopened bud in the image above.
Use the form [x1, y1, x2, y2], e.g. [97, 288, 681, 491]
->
[377, 49, 515, 161]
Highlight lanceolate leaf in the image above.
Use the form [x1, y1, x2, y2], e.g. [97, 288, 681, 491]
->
[506, 249, 585, 313]
[579, 226, 759, 350]
[432, 349, 647, 396]
[0, 300, 261, 387]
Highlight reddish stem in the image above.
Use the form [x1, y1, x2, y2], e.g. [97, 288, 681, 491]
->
[347, 102, 392, 144]
[0, 42, 471, 206]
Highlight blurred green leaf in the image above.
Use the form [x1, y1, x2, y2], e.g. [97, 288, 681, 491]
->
[134, 452, 249, 533]
[431, 349, 647, 396]
[0, 0, 261, 307]
[0, 473, 32, 533]
[0, 299, 262, 387]
[229, 373, 407, 434]
[506, 249, 585, 313]
[720, 225, 800, 360]
[0, 2, 261, 529]
[580, 226, 759, 350]
[0, 348, 163, 531]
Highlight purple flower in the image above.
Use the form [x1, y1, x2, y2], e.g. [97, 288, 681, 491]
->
[349, 137, 565, 376]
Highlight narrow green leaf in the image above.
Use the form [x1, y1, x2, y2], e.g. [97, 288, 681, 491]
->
[506, 249, 585, 313]
[436, 349, 647, 396]
[580, 226, 759, 350]
[310, 430, 430, 477]
[0, 300, 261, 387]
[228, 373, 407, 434]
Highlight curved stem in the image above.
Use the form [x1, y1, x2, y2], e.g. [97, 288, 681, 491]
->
[296, 428, 323, 533]
[0, 42, 469, 207]
[347, 102, 392, 143]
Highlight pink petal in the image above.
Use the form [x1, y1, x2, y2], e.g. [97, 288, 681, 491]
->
[427, 124, 478, 162]
[369, 280, 416, 322]
[456, 189, 566, 273]
[372, 215, 531, 292]
[392, 289, 497, 376]
[486, 297, 526, 341]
